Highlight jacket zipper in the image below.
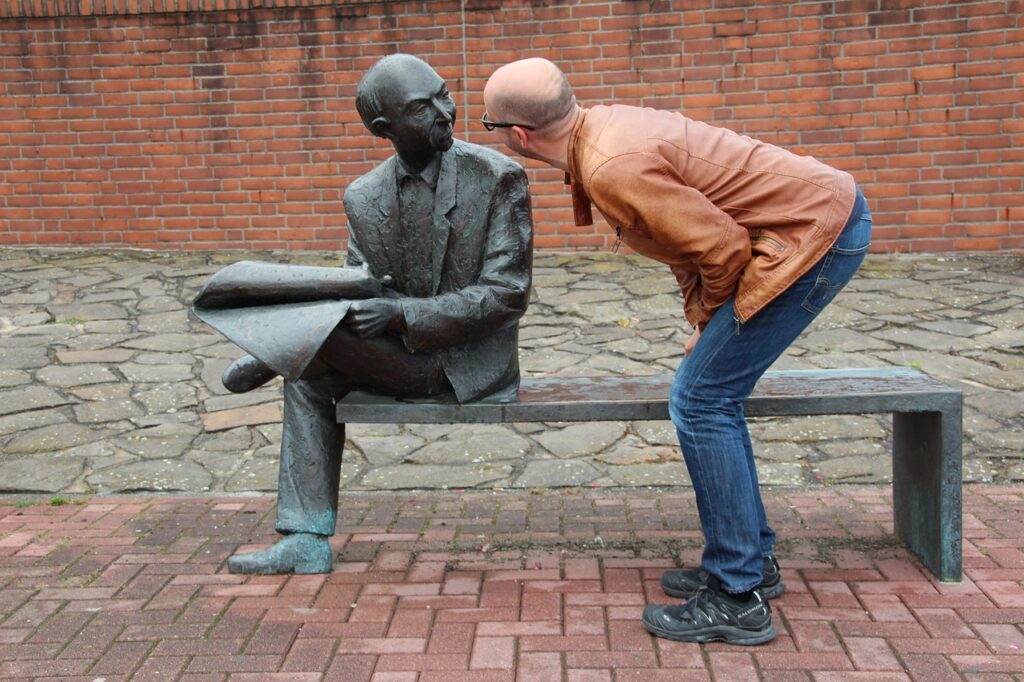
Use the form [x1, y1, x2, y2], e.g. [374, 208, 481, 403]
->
[750, 235, 785, 251]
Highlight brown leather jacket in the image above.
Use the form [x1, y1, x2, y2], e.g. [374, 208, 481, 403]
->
[566, 105, 859, 329]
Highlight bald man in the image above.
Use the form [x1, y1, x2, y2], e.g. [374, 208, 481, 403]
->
[484, 58, 872, 646]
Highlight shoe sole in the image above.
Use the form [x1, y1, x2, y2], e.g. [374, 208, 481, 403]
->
[662, 580, 786, 601]
[642, 614, 778, 646]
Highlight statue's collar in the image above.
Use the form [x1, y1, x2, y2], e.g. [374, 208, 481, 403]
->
[396, 153, 442, 190]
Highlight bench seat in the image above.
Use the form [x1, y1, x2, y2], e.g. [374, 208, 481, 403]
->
[337, 367, 963, 581]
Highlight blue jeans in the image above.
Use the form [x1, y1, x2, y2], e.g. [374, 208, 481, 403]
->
[668, 194, 872, 593]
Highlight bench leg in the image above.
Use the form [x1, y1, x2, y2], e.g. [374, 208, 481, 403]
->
[892, 407, 963, 582]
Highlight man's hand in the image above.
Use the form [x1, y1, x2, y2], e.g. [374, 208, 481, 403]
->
[684, 326, 701, 357]
[345, 298, 403, 338]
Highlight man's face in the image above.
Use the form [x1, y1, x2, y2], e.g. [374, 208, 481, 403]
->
[378, 62, 456, 167]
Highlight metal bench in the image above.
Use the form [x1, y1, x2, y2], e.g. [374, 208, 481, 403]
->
[337, 367, 963, 581]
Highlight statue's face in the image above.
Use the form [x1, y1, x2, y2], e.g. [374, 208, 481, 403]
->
[378, 61, 457, 167]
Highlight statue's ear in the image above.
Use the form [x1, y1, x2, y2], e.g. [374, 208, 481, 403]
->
[370, 117, 392, 140]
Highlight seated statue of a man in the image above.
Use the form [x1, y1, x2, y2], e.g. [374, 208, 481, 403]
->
[199, 54, 533, 574]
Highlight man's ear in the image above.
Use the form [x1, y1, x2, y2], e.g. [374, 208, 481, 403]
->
[512, 125, 531, 147]
[370, 117, 392, 140]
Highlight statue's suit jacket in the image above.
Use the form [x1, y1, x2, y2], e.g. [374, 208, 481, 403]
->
[342, 139, 533, 402]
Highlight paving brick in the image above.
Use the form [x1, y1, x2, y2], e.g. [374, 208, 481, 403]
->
[0, 628, 32, 644]
[520, 591, 561, 622]
[808, 674, 909, 681]
[519, 634, 607, 652]
[348, 595, 397, 623]
[478, 580, 520, 608]
[435, 607, 519, 624]
[516, 651, 562, 682]
[26, 609, 91, 643]
[899, 654, 962, 681]
[911, 607, 975, 638]
[889, 637, 991, 655]
[950, 654, 1024, 674]
[133, 654, 190, 679]
[564, 605, 606, 636]
[655, 640, 707, 668]
[370, 674, 419, 682]
[470, 636, 515, 670]
[155, 638, 245, 657]
[280, 637, 336, 672]
[976, 581, 1024, 608]
[567, 671, 613, 682]
[386, 608, 434, 638]
[760, 672, 812, 682]
[372, 653, 470, 672]
[564, 558, 601, 580]
[419, 672, 513, 682]
[564, 651, 659, 668]
[565, 593, 646, 607]
[323, 654, 376, 682]
[842, 636, 903, 671]
[856, 594, 917, 622]
[788, 621, 845, 653]
[707, 652, 758, 679]
[807, 581, 861, 608]
[426, 621, 476, 655]
[187, 654, 284, 674]
[756, 652, 855, 671]
[476, 621, 561, 637]
[442, 574, 482, 596]
[0, 640, 63, 661]
[1, 658, 92, 677]
[336, 638, 426, 655]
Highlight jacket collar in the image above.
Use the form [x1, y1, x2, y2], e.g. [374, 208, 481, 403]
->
[565, 108, 594, 227]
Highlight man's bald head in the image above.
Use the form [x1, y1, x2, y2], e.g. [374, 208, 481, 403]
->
[484, 58, 576, 131]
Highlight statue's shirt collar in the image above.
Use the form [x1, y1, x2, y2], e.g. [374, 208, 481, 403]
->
[396, 154, 442, 190]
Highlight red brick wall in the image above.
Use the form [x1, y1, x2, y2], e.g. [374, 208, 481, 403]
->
[1, 0, 1021, 252]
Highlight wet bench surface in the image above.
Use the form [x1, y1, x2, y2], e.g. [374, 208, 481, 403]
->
[338, 367, 963, 581]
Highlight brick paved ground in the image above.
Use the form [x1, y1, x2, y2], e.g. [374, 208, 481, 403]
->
[1, 485, 1022, 681]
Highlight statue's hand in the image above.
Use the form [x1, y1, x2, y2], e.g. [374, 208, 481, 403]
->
[345, 298, 403, 338]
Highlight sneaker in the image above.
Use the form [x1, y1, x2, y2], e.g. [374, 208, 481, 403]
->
[642, 582, 777, 646]
[661, 555, 785, 600]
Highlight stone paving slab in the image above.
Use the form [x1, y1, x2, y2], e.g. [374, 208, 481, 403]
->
[1, 248, 1023, 494]
[0, 485, 1022, 679]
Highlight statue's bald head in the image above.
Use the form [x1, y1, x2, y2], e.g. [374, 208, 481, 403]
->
[484, 58, 576, 131]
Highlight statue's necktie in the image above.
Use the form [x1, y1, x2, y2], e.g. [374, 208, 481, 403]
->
[399, 175, 435, 297]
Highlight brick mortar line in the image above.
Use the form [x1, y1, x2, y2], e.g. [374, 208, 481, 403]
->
[2, 0, 375, 20]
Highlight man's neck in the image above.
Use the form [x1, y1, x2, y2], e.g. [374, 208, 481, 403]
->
[531, 106, 580, 173]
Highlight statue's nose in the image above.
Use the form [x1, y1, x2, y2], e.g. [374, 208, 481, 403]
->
[433, 98, 454, 122]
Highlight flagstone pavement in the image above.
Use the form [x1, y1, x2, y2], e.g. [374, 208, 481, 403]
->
[1, 248, 1022, 494]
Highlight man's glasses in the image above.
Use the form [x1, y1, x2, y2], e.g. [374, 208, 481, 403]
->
[481, 112, 536, 131]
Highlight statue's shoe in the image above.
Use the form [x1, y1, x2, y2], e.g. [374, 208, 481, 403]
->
[227, 533, 332, 574]
[222, 355, 277, 393]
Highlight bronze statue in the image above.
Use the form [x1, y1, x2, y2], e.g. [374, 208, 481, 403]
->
[193, 54, 533, 574]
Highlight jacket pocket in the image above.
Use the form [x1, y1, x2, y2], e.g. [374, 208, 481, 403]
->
[749, 231, 786, 257]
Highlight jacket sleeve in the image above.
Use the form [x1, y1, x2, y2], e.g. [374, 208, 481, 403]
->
[398, 166, 533, 353]
[590, 153, 750, 329]
[344, 222, 366, 269]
